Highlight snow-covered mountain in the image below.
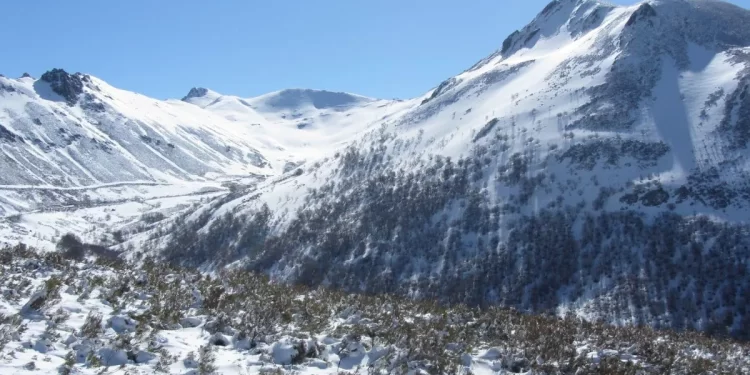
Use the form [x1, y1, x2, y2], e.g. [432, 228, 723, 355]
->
[3, 0, 750, 339]
[0, 68, 412, 251]
[146, 0, 750, 338]
[181, 87, 412, 166]
[0, 70, 406, 216]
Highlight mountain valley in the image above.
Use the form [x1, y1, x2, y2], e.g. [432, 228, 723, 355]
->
[2, 1, 750, 373]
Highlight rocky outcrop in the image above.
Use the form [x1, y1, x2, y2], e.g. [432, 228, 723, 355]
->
[626, 3, 657, 27]
[182, 87, 209, 101]
[40, 69, 84, 106]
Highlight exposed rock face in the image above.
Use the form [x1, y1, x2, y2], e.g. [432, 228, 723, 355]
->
[40, 69, 84, 106]
[626, 3, 657, 27]
[182, 87, 210, 101]
[0, 124, 23, 143]
[421, 77, 460, 105]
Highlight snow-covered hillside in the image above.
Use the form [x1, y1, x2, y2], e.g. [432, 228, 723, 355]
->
[0, 69, 409, 250]
[182, 87, 413, 165]
[2, 247, 748, 375]
[3, 0, 750, 342]
[0, 70, 406, 213]
[148, 0, 750, 338]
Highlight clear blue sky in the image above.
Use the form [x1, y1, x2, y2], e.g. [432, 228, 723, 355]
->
[1, 0, 748, 100]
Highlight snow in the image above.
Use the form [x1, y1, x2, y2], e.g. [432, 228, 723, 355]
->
[206, 0, 750, 229]
[2, 2, 750, 366]
[0, 181, 226, 251]
[0, 68, 418, 245]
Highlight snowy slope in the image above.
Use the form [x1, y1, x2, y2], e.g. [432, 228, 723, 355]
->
[2, 248, 748, 375]
[0, 70, 407, 216]
[153, 0, 750, 337]
[183, 87, 415, 166]
[0, 72, 273, 186]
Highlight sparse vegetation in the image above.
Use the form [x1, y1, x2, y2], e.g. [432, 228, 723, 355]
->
[2, 245, 749, 374]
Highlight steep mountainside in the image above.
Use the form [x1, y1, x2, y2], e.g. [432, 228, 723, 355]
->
[152, 0, 750, 338]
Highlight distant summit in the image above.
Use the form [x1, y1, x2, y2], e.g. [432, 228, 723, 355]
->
[252, 88, 374, 111]
[182, 87, 211, 101]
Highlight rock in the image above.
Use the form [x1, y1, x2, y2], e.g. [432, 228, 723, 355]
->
[232, 335, 252, 350]
[33, 338, 53, 353]
[108, 315, 137, 333]
[21, 72, 33, 78]
[135, 350, 156, 364]
[63, 333, 78, 346]
[81, 93, 106, 112]
[626, 3, 656, 27]
[0, 124, 22, 143]
[209, 332, 231, 346]
[21, 287, 48, 313]
[421, 77, 459, 105]
[97, 348, 128, 366]
[270, 339, 298, 365]
[501, 30, 521, 55]
[479, 347, 503, 360]
[40, 68, 84, 106]
[183, 356, 198, 368]
[182, 87, 209, 101]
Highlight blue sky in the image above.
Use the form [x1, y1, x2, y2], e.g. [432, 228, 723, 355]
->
[1, 0, 748, 100]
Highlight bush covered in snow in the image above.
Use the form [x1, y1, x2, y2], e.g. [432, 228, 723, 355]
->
[1, 244, 749, 374]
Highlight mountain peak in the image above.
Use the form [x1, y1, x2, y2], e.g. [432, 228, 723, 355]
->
[182, 87, 212, 101]
[490, 0, 615, 60]
[626, 2, 657, 27]
[252, 88, 374, 111]
[39, 68, 88, 106]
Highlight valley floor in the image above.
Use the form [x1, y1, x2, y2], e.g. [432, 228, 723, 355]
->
[0, 181, 231, 251]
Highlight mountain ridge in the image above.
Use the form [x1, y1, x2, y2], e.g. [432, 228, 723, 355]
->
[144, 0, 750, 339]
[2, 0, 750, 339]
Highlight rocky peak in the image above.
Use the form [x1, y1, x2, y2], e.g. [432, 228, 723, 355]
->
[182, 87, 210, 101]
[499, 0, 612, 57]
[20, 72, 33, 79]
[626, 3, 657, 27]
[40, 68, 84, 106]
